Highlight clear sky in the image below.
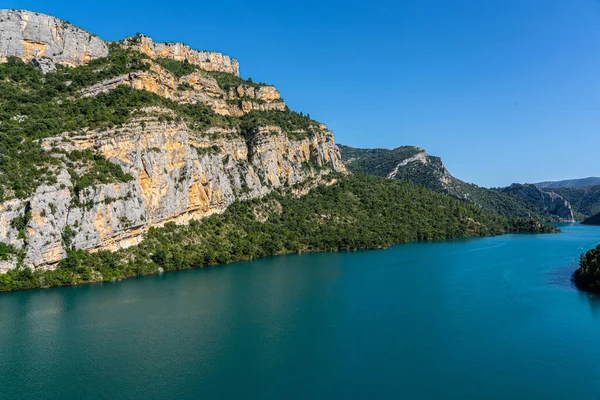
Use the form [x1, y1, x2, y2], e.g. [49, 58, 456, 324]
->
[8, 0, 600, 187]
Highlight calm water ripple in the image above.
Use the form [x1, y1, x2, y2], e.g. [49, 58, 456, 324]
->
[1, 223, 599, 399]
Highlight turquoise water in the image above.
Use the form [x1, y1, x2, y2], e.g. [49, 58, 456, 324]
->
[1, 224, 600, 399]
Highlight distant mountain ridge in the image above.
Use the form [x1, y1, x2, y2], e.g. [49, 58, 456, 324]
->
[339, 145, 575, 222]
[535, 177, 600, 189]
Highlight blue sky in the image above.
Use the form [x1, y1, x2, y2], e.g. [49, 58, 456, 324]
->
[7, 0, 600, 187]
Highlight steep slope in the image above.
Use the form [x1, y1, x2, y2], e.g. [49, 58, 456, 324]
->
[0, 10, 344, 272]
[535, 177, 600, 189]
[339, 145, 574, 221]
[339, 145, 452, 192]
[547, 185, 600, 220]
[0, 10, 108, 66]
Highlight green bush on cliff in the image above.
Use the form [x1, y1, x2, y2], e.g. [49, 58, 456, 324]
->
[155, 57, 198, 78]
[60, 44, 152, 90]
[66, 150, 134, 195]
[0, 242, 19, 261]
[239, 109, 323, 140]
[205, 70, 264, 91]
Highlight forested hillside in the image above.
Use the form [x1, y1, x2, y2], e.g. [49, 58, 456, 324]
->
[340, 145, 574, 221]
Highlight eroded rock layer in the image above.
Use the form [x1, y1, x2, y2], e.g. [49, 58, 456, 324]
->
[77, 62, 286, 116]
[0, 11, 347, 272]
[0, 10, 108, 65]
[119, 34, 239, 76]
[0, 108, 344, 270]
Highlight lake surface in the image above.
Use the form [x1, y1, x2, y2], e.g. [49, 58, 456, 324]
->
[1, 224, 600, 399]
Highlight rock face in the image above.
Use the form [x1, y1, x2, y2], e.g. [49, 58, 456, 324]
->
[30, 57, 56, 73]
[120, 34, 239, 76]
[0, 108, 344, 270]
[502, 184, 575, 222]
[339, 145, 453, 192]
[77, 62, 286, 116]
[0, 10, 108, 65]
[0, 11, 346, 272]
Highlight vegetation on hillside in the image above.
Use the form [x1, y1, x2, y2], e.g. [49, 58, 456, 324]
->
[0, 173, 557, 291]
[154, 57, 198, 78]
[339, 145, 571, 221]
[0, 48, 322, 201]
[340, 145, 424, 175]
[449, 181, 565, 221]
[550, 185, 600, 220]
[582, 212, 600, 225]
[205, 70, 265, 91]
[65, 150, 135, 195]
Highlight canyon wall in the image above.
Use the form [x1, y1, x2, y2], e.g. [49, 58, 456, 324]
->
[0, 108, 344, 271]
[0, 10, 346, 272]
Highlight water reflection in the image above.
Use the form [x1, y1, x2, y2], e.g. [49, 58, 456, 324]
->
[577, 290, 600, 317]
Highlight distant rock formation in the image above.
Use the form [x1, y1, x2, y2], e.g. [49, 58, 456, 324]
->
[339, 144, 575, 222]
[535, 177, 600, 189]
[502, 184, 574, 222]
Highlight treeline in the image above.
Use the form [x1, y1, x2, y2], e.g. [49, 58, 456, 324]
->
[0, 173, 557, 292]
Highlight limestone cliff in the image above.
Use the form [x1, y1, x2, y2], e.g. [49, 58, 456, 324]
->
[0, 10, 108, 66]
[0, 11, 346, 272]
[0, 107, 344, 270]
[77, 61, 286, 116]
[120, 34, 239, 76]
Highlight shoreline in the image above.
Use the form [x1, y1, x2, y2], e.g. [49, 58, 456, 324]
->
[0, 228, 559, 294]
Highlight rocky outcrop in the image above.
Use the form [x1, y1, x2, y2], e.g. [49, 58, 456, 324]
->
[339, 145, 453, 192]
[119, 34, 239, 76]
[30, 57, 56, 73]
[0, 10, 108, 66]
[77, 62, 286, 116]
[502, 184, 575, 222]
[0, 108, 344, 270]
[386, 149, 453, 186]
